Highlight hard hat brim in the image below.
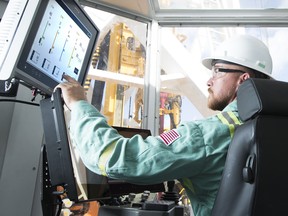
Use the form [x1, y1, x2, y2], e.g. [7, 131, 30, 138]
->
[202, 56, 274, 79]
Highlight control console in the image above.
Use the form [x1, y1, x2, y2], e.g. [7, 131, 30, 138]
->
[99, 181, 184, 216]
[99, 198, 184, 216]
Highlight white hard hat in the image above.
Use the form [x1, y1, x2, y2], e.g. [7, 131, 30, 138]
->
[202, 35, 273, 78]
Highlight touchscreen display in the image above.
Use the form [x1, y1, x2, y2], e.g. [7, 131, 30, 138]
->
[16, 0, 98, 95]
[27, 0, 90, 83]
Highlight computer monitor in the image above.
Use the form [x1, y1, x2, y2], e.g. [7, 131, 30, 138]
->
[0, 0, 99, 95]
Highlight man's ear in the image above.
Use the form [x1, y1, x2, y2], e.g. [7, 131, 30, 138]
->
[239, 72, 251, 84]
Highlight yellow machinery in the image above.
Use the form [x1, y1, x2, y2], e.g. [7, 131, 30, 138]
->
[90, 22, 182, 131]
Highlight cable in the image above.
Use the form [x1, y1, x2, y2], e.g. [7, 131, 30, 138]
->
[55, 195, 63, 216]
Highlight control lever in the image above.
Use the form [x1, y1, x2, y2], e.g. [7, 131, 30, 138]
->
[162, 181, 179, 203]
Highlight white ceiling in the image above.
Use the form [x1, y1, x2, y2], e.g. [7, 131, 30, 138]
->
[79, 0, 154, 21]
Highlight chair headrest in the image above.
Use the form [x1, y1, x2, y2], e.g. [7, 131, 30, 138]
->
[237, 78, 288, 121]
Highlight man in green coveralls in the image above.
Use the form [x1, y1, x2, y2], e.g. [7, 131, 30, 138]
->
[56, 35, 273, 215]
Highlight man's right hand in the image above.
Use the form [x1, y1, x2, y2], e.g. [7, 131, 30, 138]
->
[55, 74, 87, 110]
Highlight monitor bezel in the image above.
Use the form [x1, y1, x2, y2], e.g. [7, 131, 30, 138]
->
[15, 0, 99, 95]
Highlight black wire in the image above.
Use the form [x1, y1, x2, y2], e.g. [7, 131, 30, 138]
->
[0, 99, 40, 106]
[55, 195, 63, 216]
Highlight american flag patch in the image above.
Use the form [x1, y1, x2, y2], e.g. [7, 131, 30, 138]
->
[159, 129, 180, 146]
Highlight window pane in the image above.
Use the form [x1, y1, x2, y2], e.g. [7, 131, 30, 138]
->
[159, 26, 288, 132]
[84, 8, 147, 128]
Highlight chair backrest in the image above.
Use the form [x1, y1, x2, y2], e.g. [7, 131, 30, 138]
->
[211, 78, 288, 216]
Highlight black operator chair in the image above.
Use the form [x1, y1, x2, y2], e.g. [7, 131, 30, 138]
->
[211, 78, 288, 216]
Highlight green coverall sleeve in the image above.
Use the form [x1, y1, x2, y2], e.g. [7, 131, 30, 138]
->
[69, 100, 208, 184]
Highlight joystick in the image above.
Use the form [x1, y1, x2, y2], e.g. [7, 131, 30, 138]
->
[161, 181, 179, 203]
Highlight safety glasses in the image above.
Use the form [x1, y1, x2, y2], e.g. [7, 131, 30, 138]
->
[211, 67, 246, 79]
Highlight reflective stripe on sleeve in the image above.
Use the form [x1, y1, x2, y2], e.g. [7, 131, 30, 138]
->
[182, 178, 196, 194]
[98, 142, 117, 176]
[217, 111, 242, 137]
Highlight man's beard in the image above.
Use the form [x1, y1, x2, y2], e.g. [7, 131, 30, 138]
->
[207, 90, 230, 111]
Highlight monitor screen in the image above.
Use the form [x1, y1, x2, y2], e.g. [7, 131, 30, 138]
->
[14, 0, 98, 95]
